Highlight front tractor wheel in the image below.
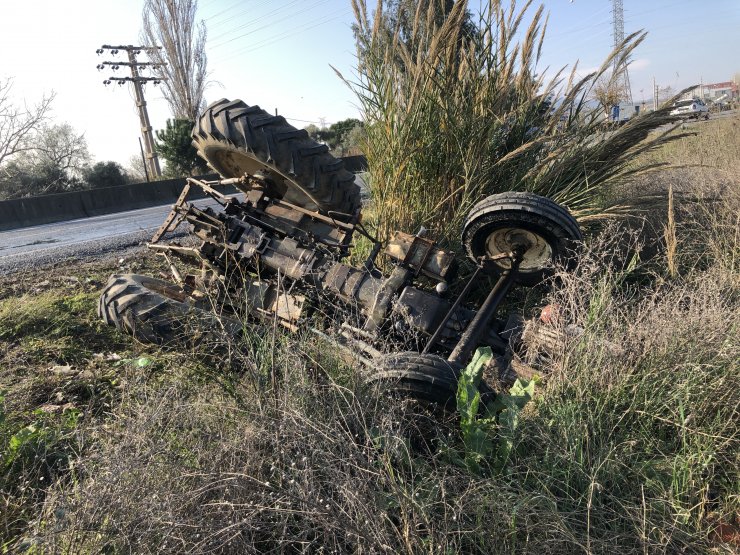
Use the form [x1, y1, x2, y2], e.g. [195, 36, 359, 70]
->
[367, 352, 495, 409]
[462, 192, 582, 286]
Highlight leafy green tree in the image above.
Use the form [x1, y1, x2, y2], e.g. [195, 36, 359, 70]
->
[155, 118, 206, 177]
[0, 122, 90, 199]
[304, 119, 364, 154]
[327, 118, 363, 150]
[84, 161, 130, 188]
[342, 123, 366, 154]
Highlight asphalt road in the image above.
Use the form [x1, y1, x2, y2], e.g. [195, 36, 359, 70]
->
[0, 174, 369, 275]
[0, 198, 220, 274]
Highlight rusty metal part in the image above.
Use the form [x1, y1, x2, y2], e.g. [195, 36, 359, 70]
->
[385, 231, 457, 282]
[151, 181, 192, 243]
[138, 172, 583, 378]
[242, 278, 305, 331]
[364, 265, 411, 332]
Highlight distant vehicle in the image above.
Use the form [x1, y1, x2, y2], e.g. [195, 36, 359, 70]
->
[670, 98, 709, 119]
[608, 103, 641, 124]
[710, 93, 730, 111]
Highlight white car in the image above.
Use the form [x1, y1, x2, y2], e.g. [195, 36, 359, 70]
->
[670, 98, 709, 119]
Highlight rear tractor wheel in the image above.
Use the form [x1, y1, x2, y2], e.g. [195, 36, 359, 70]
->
[192, 98, 361, 221]
[462, 192, 582, 286]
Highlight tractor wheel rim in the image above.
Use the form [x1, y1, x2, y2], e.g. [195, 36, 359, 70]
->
[484, 227, 553, 270]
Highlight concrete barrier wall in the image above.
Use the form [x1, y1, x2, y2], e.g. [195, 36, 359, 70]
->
[0, 155, 368, 232]
[0, 174, 220, 232]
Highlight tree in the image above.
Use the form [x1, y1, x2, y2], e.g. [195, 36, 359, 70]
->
[155, 118, 206, 177]
[126, 153, 149, 182]
[593, 75, 624, 119]
[142, 0, 209, 121]
[657, 85, 676, 105]
[342, 123, 366, 154]
[0, 78, 55, 168]
[304, 124, 321, 142]
[84, 161, 130, 189]
[0, 123, 90, 199]
[304, 119, 364, 153]
[327, 118, 363, 150]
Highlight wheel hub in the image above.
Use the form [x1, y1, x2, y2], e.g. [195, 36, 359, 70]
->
[203, 145, 320, 210]
[484, 227, 553, 270]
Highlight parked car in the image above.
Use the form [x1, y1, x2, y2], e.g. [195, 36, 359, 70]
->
[670, 98, 709, 119]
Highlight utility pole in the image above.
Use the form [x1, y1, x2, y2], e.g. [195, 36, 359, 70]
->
[653, 76, 658, 111]
[96, 44, 164, 179]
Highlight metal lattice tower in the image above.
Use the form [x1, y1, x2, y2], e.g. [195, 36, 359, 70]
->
[611, 0, 633, 103]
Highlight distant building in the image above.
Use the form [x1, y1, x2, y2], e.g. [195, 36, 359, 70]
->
[688, 81, 738, 101]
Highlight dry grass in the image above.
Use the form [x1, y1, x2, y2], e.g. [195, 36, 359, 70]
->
[1, 121, 736, 551]
[5, 201, 737, 553]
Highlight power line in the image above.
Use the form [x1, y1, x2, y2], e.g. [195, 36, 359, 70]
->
[283, 115, 343, 126]
[211, 0, 333, 51]
[208, 0, 334, 49]
[218, 9, 351, 62]
[205, 0, 275, 27]
[205, 0, 245, 22]
[208, 0, 305, 47]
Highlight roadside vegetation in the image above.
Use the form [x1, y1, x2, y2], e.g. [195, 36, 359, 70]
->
[1, 112, 737, 555]
[1, 0, 738, 552]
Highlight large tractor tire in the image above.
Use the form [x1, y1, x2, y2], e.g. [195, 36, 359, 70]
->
[192, 98, 361, 221]
[462, 192, 582, 286]
[98, 274, 240, 345]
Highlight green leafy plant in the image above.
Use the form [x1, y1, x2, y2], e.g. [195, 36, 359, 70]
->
[4, 407, 80, 471]
[456, 347, 536, 474]
[490, 375, 536, 472]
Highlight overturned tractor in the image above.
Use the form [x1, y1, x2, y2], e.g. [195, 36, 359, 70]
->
[99, 98, 582, 406]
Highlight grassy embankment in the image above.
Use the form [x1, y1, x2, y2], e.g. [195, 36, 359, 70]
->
[0, 115, 738, 552]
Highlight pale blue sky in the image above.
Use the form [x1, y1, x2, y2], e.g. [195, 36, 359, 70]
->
[1, 0, 737, 168]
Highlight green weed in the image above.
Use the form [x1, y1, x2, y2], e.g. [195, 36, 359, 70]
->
[454, 347, 536, 474]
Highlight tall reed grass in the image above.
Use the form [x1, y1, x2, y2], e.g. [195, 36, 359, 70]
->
[344, 0, 690, 243]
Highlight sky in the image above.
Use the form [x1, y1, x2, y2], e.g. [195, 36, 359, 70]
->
[1, 0, 738, 170]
